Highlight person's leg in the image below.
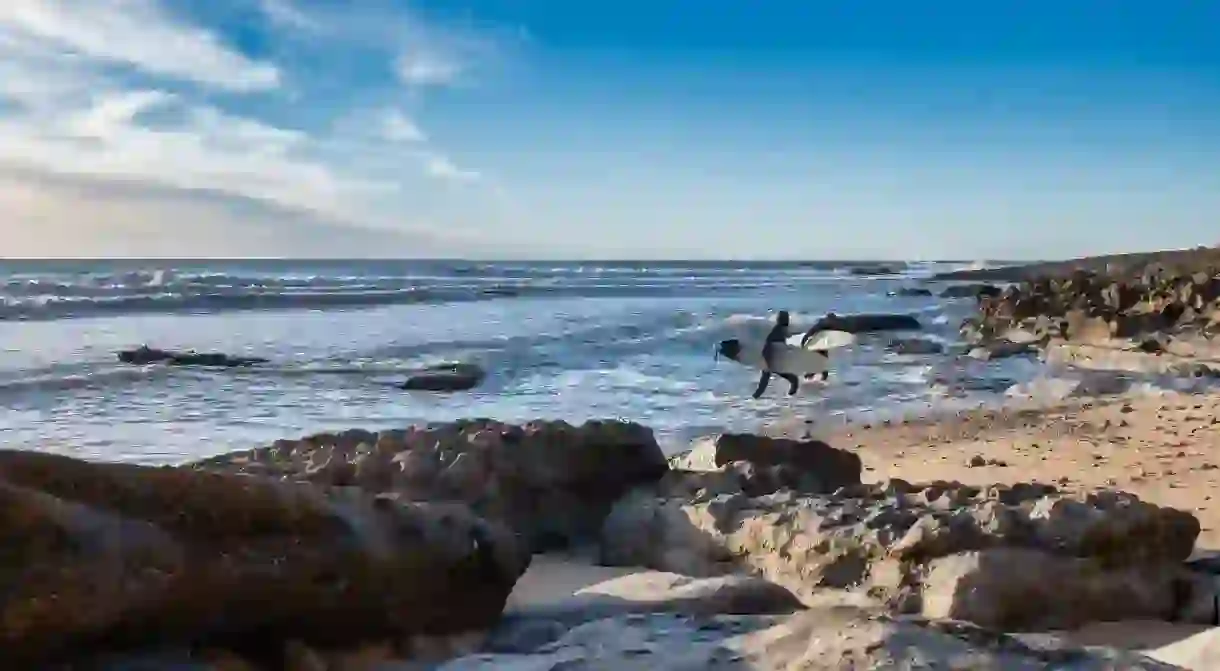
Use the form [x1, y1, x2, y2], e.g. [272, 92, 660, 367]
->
[814, 350, 830, 382]
[761, 340, 779, 372]
[778, 373, 800, 395]
[752, 370, 771, 399]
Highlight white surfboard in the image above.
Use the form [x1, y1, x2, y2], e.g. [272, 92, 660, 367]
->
[717, 338, 831, 376]
[790, 329, 857, 351]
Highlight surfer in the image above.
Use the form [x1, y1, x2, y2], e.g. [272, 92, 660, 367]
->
[753, 310, 801, 399]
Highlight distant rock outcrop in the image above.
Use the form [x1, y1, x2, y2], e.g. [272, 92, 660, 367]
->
[961, 264, 1220, 346]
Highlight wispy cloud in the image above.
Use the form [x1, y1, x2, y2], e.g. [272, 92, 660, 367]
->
[257, 0, 319, 33]
[424, 153, 481, 182]
[380, 109, 427, 143]
[396, 51, 464, 88]
[0, 0, 524, 255]
[0, 0, 279, 92]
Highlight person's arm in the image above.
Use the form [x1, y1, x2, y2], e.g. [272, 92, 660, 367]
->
[751, 370, 771, 399]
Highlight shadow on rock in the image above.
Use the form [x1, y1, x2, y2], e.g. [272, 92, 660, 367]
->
[0, 450, 530, 668]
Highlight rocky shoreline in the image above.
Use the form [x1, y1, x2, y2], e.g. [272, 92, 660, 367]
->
[4, 406, 1218, 670]
[941, 247, 1220, 382]
[11, 250, 1220, 668]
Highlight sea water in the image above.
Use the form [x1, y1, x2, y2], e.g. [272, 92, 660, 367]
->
[0, 259, 1038, 464]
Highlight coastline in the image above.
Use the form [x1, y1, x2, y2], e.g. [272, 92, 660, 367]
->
[9, 251, 1220, 668]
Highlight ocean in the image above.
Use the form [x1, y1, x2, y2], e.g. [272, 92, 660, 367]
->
[0, 259, 1042, 464]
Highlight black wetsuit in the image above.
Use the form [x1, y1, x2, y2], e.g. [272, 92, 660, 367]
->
[753, 314, 800, 398]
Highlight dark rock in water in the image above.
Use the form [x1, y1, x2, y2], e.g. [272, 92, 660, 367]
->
[967, 340, 1036, 361]
[117, 346, 268, 368]
[194, 419, 670, 553]
[804, 313, 922, 336]
[889, 287, 933, 297]
[888, 338, 945, 355]
[0, 450, 530, 668]
[849, 265, 901, 276]
[401, 363, 486, 392]
[939, 283, 1001, 299]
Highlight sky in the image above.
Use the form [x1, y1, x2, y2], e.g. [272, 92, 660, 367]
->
[1, 1, 1218, 260]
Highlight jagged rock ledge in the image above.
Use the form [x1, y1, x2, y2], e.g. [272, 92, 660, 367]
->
[953, 250, 1220, 376]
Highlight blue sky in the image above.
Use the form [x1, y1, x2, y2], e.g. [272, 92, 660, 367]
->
[1, 1, 1217, 259]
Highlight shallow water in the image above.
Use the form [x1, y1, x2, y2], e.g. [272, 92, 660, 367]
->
[0, 260, 1030, 464]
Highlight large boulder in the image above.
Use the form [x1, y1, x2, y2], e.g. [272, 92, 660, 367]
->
[693, 433, 862, 493]
[601, 472, 1201, 631]
[0, 450, 530, 668]
[195, 419, 670, 552]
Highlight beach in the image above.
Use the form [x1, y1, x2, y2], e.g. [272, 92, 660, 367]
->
[6, 253, 1220, 668]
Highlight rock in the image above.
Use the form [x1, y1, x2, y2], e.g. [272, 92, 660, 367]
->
[848, 264, 901, 276]
[889, 287, 933, 297]
[921, 548, 1181, 629]
[803, 312, 922, 336]
[600, 474, 1200, 630]
[967, 339, 1035, 361]
[940, 283, 1002, 299]
[963, 255, 1220, 350]
[116, 346, 268, 368]
[888, 337, 945, 355]
[195, 419, 670, 553]
[0, 450, 530, 668]
[439, 607, 1184, 669]
[1065, 309, 1115, 343]
[400, 363, 487, 392]
[703, 433, 862, 493]
[500, 572, 804, 638]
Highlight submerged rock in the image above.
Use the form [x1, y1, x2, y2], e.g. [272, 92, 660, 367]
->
[888, 337, 946, 355]
[889, 287, 933, 297]
[940, 283, 1002, 299]
[401, 362, 487, 392]
[116, 346, 268, 367]
[803, 312, 922, 336]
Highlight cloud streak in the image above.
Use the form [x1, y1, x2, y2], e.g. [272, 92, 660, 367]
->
[0, 0, 279, 91]
[0, 0, 522, 256]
